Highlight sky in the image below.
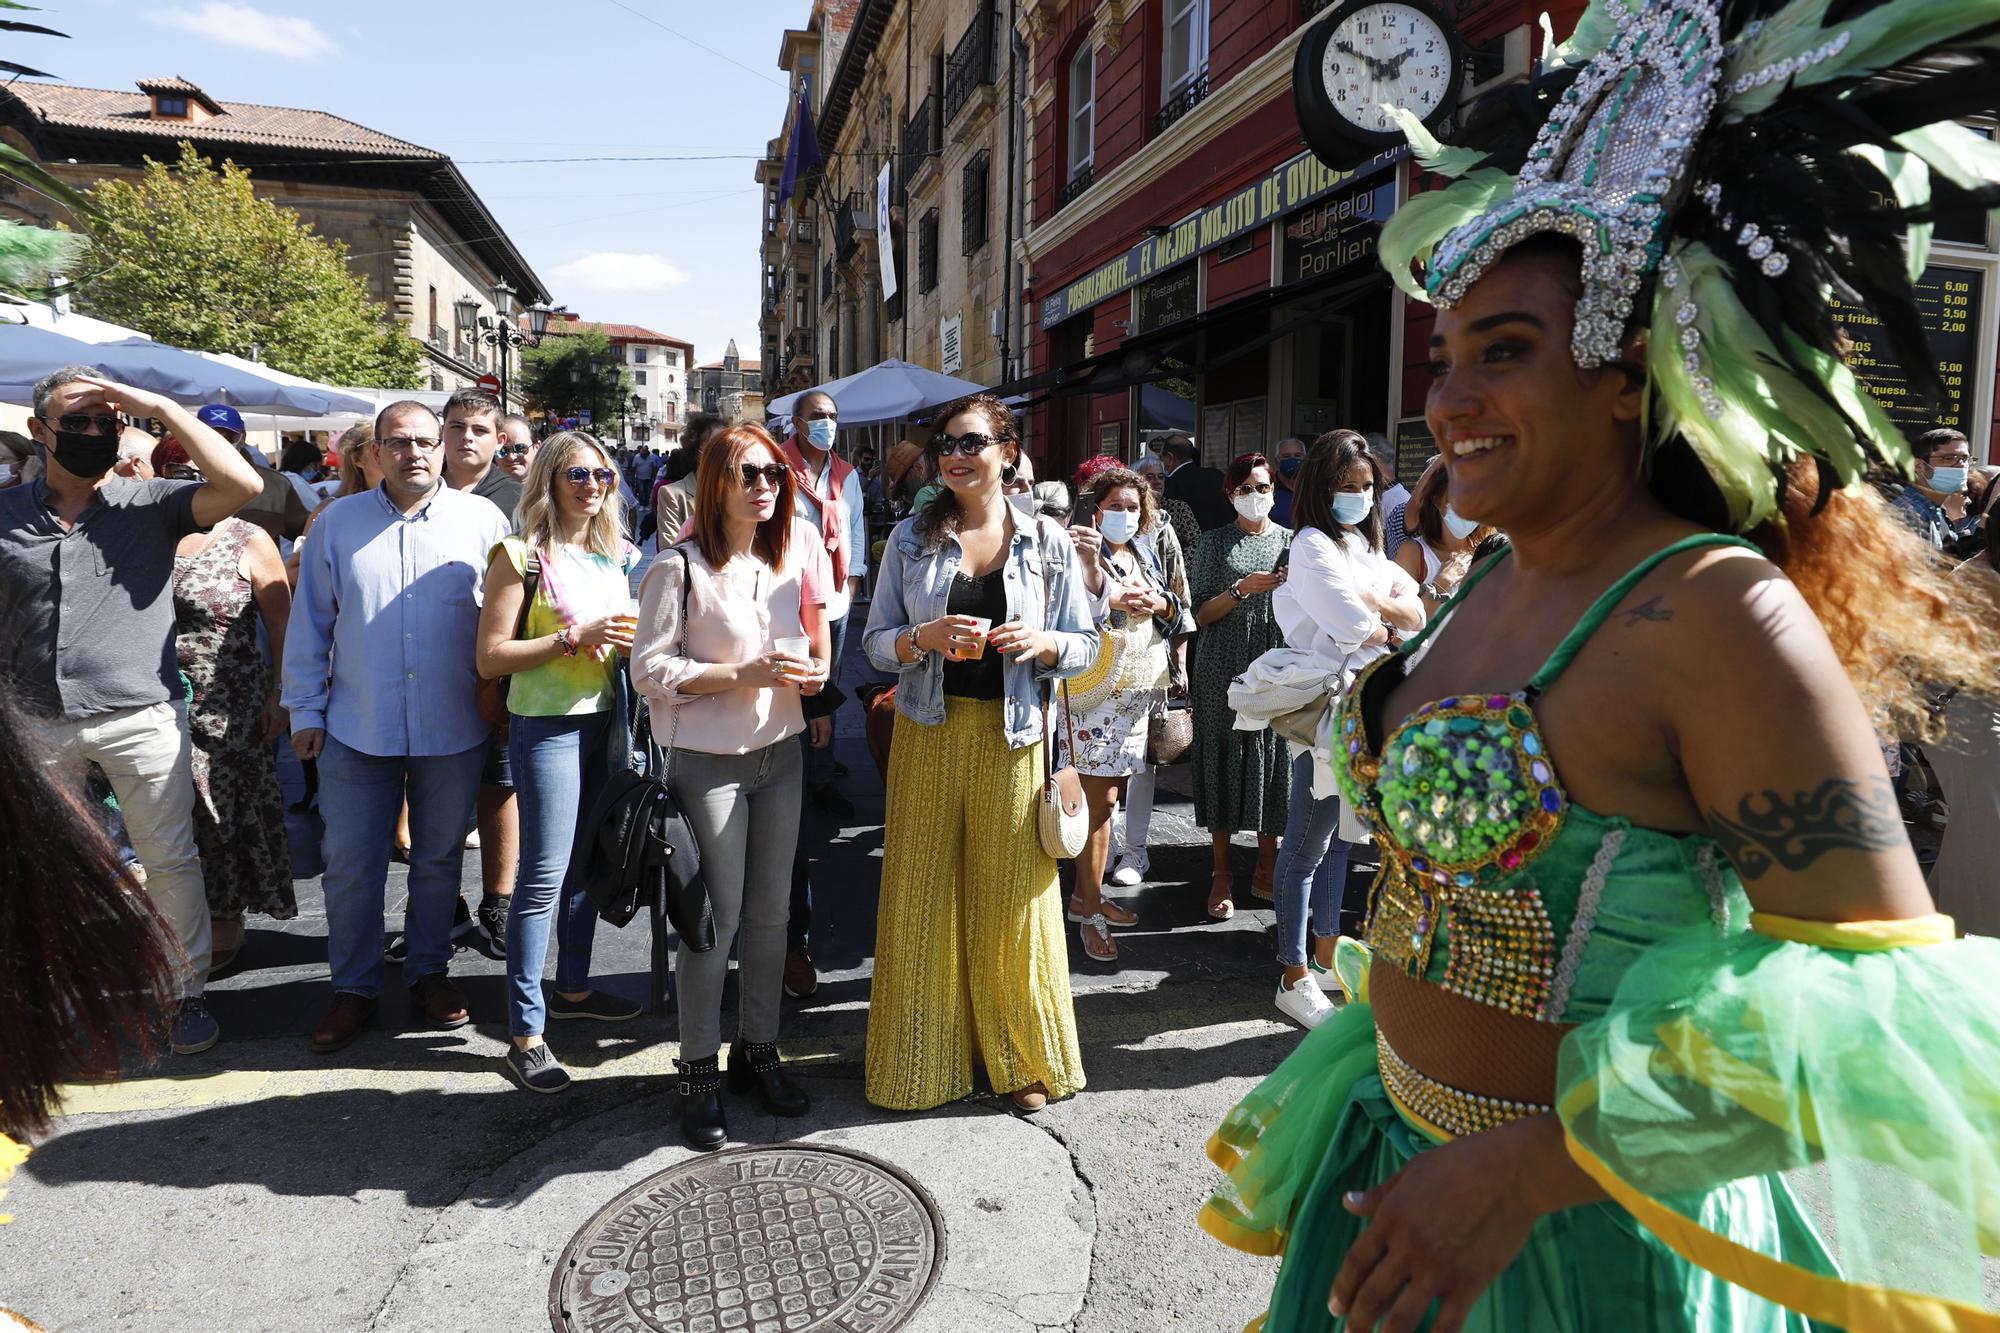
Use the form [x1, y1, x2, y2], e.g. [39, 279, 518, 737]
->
[46, 0, 797, 366]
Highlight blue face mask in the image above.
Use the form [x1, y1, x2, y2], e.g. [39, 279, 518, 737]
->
[1928, 464, 1968, 494]
[1331, 488, 1374, 526]
[1098, 507, 1141, 546]
[1443, 505, 1480, 539]
[1277, 456, 1303, 480]
[805, 417, 838, 451]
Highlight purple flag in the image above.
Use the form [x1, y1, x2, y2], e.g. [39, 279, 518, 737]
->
[777, 90, 823, 208]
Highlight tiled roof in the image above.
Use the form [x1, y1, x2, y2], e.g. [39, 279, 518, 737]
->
[2, 80, 441, 160]
[550, 318, 694, 347]
[134, 76, 223, 114]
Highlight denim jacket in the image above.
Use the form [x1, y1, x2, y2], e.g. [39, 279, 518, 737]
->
[863, 507, 1100, 748]
[1098, 537, 1195, 640]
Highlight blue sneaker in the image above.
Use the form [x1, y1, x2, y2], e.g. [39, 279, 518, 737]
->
[170, 995, 220, 1054]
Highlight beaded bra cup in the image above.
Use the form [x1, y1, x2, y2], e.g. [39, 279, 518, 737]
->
[1335, 534, 1760, 1031]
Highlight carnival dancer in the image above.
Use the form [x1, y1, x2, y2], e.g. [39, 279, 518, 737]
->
[1202, 3, 2000, 1329]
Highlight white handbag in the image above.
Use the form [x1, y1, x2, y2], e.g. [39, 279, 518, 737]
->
[1039, 679, 1089, 859]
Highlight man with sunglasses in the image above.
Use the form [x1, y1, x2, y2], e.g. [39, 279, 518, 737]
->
[495, 414, 536, 483]
[0, 365, 263, 1055]
[283, 399, 510, 1052]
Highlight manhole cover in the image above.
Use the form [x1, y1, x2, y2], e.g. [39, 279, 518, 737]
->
[550, 1143, 945, 1333]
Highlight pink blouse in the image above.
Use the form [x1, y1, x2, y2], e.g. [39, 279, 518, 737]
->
[632, 520, 830, 755]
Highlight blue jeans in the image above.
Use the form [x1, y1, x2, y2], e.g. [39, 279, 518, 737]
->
[505, 711, 611, 1036]
[1273, 748, 1364, 969]
[791, 609, 848, 947]
[319, 736, 485, 997]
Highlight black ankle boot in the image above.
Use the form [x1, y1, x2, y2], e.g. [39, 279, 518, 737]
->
[676, 1055, 727, 1151]
[727, 1039, 810, 1116]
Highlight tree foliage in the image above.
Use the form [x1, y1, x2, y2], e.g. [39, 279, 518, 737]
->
[73, 144, 423, 388]
[520, 327, 634, 428]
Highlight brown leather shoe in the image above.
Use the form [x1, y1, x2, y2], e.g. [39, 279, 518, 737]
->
[410, 973, 471, 1029]
[782, 946, 818, 999]
[309, 994, 378, 1054]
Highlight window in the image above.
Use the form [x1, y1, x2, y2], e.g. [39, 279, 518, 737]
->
[918, 209, 940, 294]
[1163, 0, 1206, 96]
[609, 344, 625, 362]
[633, 347, 648, 363]
[961, 151, 989, 255]
[155, 95, 189, 118]
[635, 370, 648, 385]
[1067, 44, 1095, 176]
[428, 285, 439, 343]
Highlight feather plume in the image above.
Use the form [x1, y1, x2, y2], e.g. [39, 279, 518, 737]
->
[1375, 170, 1516, 301]
[0, 221, 83, 295]
[1382, 106, 1489, 178]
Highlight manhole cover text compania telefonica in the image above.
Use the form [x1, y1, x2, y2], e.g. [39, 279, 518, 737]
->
[550, 1143, 945, 1333]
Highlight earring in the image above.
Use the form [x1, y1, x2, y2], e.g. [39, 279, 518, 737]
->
[1001, 464, 1018, 483]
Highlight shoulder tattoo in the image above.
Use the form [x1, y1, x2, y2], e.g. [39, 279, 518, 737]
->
[1706, 777, 1907, 881]
[1620, 595, 1673, 628]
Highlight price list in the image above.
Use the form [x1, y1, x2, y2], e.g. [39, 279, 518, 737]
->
[1826, 264, 1984, 433]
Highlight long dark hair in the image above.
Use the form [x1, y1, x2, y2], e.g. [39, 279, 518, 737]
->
[0, 679, 174, 1139]
[1293, 429, 1383, 551]
[913, 393, 1019, 548]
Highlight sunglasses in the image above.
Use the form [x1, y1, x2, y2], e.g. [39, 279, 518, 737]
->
[497, 444, 530, 458]
[931, 431, 996, 458]
[1232, 482, 1274, 496]
[49, 413, 121, 436]
[565, 466, 617, 487]
[740, 462, 789, 489]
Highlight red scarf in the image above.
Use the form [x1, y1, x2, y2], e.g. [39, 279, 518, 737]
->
[780, 437, 853, 588]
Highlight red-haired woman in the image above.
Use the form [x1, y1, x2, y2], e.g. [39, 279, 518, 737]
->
[632, 423, 831, 1151]
[1188, 453, 1293, 917]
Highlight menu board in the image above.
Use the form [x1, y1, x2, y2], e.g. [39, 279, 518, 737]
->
[1393, 416, 1436, 487]
[1827, 264, 1985, 434]
[1132, 263, 1199, 337]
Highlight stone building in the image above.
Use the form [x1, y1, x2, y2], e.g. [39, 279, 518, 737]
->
[689, 340, 765, 423]
[763, 0, 1026, 398]
[546, 316, 696, 447]
[0, 75, 549, 405]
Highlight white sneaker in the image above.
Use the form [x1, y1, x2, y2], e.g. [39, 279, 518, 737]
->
[1275, 974, 1335, 1029]
[1107, 852, 1147, 887]
[1308, 958, 1345, 999]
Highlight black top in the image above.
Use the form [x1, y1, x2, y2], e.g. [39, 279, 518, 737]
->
[941, 567, 1007, 700]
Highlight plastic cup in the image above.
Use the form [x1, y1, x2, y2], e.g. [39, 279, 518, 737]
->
[772, 634, 812, 682]
[949, 617, 993, 661]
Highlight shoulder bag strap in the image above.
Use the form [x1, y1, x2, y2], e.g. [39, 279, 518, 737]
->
[1035, 519, 1080, 777]
[514, 550, 542, 641]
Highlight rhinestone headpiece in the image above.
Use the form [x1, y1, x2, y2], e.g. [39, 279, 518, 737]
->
[1425, 1, 1725, 365]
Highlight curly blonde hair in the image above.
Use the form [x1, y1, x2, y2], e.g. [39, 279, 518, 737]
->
[1753, 463, 2000, 741]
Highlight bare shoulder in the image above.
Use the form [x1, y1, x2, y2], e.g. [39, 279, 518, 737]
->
[1639, 541, 1837, 686]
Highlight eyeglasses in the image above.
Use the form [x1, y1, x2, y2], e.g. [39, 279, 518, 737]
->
[1232, 482, 1274, 496]
[931, 431, 996, 458]
[379, 436, 441, 454]
[740, 462, 789, 489]
[565, 466, 617, 487]
[1931, 452, 1972, 465]
[49, 413, 120, 436]
[164, 464, 203, 481]
[497, 444, 530, 458]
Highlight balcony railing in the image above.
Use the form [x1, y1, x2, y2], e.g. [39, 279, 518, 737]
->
[905, 93, 938, 186]
[1057, 163, 1093, 210]
[822, 261, 835, 300]
[834, 190, 862, 259]
[943, 3, 997, 126]
[1153, 67, 1211, 136]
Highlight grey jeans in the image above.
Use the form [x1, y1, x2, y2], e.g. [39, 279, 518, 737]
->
[667, 738, 804, 1060]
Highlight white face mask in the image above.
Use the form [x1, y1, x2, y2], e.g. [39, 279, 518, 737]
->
[1233, 491, 1275, 523]
[1098, 507, 1142, 545]
[1443, 505, 1480, 539]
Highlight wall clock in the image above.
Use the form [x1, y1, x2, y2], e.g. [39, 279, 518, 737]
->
[1294, 1, 1463, 170]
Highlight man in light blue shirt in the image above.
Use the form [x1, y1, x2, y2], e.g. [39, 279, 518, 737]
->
[284, 400, 508, 1053]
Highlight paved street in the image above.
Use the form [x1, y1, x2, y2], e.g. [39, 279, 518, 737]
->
[4, 604, 1315, 1332]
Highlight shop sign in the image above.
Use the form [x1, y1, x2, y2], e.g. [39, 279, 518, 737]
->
[1132, 263, 1199, 337]
[941, 314, 963, 374]
[1828, 263, 1985, 434]
[1280, 177, 1397, 286]
[1039, 147, 1400, 329]
[1393, 416, 1435, 487]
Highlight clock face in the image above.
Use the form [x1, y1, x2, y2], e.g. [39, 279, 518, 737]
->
[1318, 2, 1454, 135]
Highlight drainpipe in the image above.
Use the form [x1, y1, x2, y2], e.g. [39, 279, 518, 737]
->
[1001, 0, 1019, 382]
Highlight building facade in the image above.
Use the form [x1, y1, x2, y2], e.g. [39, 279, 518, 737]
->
[0, 75, 550, 408]
[1013, 0, 2000, 478]
[689, 340, 766, 423]
[548, 318, 696, 446]
[762, 0, 1030, 404]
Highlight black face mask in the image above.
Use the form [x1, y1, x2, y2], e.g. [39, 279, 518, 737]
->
[50, 428, 120, 479]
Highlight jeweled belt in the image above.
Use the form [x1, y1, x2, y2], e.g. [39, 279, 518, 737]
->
[1370, 960, 1566, 1138]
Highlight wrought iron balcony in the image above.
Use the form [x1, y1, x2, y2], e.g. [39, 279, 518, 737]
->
[944, 3, 997, 127]
[834, 190, 863, 259]
[905, 93, 938, 187]
[1057, 163, 1093, 210]
[1153, 67, 1211, 136]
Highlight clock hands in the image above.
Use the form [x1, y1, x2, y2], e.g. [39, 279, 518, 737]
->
[1383, 47, 1419, 76]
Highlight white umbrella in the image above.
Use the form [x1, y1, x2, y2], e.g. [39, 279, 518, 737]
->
[240, 387, 456, 435]
[765, 358, 992, 426]
[0, 299, 377, 416]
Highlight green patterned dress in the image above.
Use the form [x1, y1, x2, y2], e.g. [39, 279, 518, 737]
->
[1189, 521, 1292, 835]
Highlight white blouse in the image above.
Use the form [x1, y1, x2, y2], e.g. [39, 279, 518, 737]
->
[1273, 526, 1417, 678]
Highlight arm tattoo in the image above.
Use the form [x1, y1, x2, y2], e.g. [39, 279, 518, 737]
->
[1706, 777, 1907, 881]
[1620, 596, 1674, 628]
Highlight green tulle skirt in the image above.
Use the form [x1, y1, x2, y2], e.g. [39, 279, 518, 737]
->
[1203, 997, 1834, 1332]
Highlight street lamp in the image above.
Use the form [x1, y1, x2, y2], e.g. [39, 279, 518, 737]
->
[462, 280, 566, 409]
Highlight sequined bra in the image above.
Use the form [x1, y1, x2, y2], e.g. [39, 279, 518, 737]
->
[1334, 534, 1761, 1137]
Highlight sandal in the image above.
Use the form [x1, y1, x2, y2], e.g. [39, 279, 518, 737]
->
[1010, 1082, 1049, 1114]
[1207, 877, 1235, 921]
[1250, 848, 1277, 902]
[1067, 896, 1137, 927]
[1078, 914, 1119, 962]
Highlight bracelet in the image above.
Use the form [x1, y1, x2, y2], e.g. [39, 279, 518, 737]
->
[901, 625, 927, 662]
[556, 628, 577, 657]
[1228, 582, 1246, 603]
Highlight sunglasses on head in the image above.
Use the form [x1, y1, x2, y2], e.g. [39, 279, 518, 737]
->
[564, 466, 617, 486]
[497, 443, 530, 458]
[740, 462, 789, 488]
[930, 431, 996, 458]
[49, 413, 121, 436]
